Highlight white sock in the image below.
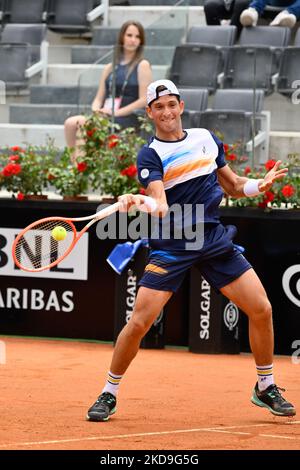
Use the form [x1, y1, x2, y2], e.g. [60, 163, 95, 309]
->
[102, 371, 123, 397]
[256, 364, 274, 391]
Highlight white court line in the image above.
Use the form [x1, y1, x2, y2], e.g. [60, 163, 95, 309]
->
[207, 430, 252, 436]
[260, 434, 295, 440]
[205, 429, 298, 439]
[0, 421, 299, 449]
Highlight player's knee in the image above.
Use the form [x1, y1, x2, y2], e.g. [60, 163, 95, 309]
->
[128, 314, 150, 337]
[128, 309, 157, 337]
[254, 299, 272, 322]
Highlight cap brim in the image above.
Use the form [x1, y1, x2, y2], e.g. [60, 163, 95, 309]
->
[147, 93, 180, 106]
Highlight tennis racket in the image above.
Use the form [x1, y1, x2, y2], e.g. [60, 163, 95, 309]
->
[12, 202, 121, 273]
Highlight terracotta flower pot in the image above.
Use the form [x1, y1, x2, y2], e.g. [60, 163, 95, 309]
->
[23, 195, 48, 200]
[101, 196, 117, 204]
[62, 196, 88, 201]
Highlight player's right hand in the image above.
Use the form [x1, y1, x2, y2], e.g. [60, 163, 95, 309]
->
[118, 194, 138, 212]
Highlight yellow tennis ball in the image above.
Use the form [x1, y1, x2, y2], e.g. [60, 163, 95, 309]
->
[51, 226, 67, 241]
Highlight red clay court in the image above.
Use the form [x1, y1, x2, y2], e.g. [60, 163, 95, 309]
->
[0, 336, 299, 450]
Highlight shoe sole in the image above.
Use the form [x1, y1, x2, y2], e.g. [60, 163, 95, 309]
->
[86, 406, 117, 422]
[240, 14, 257, 27]
[251, 394, 296, 417]
[277, 19, 296, 28]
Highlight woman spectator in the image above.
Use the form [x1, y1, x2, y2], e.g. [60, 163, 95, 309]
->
[64, 21, 152, 160]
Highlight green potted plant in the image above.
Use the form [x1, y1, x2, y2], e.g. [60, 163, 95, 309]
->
[227, 152, 300, 209]
[80, 113, 148, 200]
[0, 143, 56, 199]
[48, 147, 90, 200]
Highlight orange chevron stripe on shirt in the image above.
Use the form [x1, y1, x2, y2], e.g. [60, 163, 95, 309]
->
[163, 157, 214, 183]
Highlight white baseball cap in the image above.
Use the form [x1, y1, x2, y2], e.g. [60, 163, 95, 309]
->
[146, 79, 180, 106]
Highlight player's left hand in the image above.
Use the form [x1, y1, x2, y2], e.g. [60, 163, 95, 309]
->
[259, 160, 288, 192]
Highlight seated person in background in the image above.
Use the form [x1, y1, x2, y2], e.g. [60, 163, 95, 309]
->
[64, 20, 152, 160]
[240, 0, 299, 27]
[204, 0, 251, 36]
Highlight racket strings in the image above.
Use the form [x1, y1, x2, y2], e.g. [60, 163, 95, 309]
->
[14, 220, 75, 270]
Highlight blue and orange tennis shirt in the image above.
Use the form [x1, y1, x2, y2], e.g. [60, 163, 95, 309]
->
[137, 128, 227, 251]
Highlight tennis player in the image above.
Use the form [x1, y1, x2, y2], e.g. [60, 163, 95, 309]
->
[87, 79, 296, 421]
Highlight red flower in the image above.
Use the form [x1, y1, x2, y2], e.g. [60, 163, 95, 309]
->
[11, 146, 24, 152]
[9, 155, 20, 162]
[223, 144, 229, 153]
[281, 184, 295, 198]
[244, 166, 251, 176]
[2, 162, 22, 177]
[108, 134, 119, 148]
[77, 162, 87, 172]
[121, 165, 137, 178]
[264, 191, 275, 203]
[47, 173, 55, 181]
[226, 153, 237, 161]
[258, 201, 268, 208]
[265, 159, 276, 171]
[17, 192, 25, 200]
[139, 187, 146, 195]
[10, 163, 22, 175]
[86, 128, 97, 138]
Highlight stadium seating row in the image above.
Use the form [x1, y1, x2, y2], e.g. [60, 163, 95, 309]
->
[0, 0, 108, 33]
[109, 1, 204, 5]
[169, 26, 298, 95]
[1, 24, 299, 98]
[8, 86, 269, 163]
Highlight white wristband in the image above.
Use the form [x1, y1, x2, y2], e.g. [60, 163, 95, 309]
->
[142, 196, 158, 212]
[243, 179, 261, 197]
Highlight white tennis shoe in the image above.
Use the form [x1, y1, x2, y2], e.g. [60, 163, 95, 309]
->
[270, 10, 297, 28]
[240, 7, 259, 27]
